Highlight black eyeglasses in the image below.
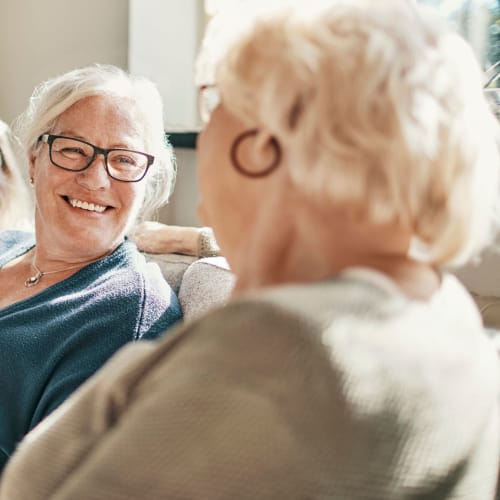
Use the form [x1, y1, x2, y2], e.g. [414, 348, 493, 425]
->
[38, 134, 155, 182]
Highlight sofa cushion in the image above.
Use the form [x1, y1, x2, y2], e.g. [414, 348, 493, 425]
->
[178, 257, 235, 321]
[144, 253, 198, 295]
[144, 253, 235, 321]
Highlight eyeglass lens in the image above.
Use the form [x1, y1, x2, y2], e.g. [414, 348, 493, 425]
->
[50, 136, 149, 182]
[199, 86, 220, 123]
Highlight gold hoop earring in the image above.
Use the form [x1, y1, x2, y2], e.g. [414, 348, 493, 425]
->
[230, 129, 281, 178]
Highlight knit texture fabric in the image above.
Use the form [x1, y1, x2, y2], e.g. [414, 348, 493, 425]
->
[0, 230, 182, 472]
[178, 256, 235, 321]
[0, 269, 497, 499]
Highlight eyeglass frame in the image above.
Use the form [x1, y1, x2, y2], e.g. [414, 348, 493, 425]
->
[198, 85, 221, 124]
[37, 133, 155, 183]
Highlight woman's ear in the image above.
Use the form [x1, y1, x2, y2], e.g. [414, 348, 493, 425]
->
[230, 128, 282, 178]
[28, 148, 38, 180]
[250, 129, 282, 175]
[252, 129, 277, 164]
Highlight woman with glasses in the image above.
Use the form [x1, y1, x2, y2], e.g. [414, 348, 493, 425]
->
[1, 1, 500, 498]
[0, 64, 182, 472]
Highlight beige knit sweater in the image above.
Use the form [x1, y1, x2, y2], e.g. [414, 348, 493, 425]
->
[0, 270, 498, 499]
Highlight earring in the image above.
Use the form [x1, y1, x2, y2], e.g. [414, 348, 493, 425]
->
[230, 129, 281, 178]
[29, 176, 34, 186]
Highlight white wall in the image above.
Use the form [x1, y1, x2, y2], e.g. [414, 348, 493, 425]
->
[129, 0, 204, 131]
[0, 0, 129, 124]
[128, 0, 204, 226]
[160, 148, 200, 227]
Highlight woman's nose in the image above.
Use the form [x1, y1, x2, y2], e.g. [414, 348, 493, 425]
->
[76, 154, 111, 190]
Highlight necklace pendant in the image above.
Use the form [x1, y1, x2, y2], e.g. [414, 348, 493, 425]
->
[25, 271, 42, 288]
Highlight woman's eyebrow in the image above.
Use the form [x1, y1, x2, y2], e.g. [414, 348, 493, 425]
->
[53, 130, 86, 141]
[54, 130, 141, 150]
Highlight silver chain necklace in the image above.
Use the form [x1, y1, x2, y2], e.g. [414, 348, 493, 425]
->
[24, 255, 103, 288]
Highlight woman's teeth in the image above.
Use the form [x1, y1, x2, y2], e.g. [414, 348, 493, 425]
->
[68, 198, 106, 213]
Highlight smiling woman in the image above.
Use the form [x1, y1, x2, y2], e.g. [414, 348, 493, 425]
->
[0, 64, 182, 472]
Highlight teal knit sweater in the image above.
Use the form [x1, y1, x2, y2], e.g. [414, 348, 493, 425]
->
[0, 230, 182, 470]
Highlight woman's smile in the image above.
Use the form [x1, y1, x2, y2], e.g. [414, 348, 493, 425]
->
[63, 195, 112, 214]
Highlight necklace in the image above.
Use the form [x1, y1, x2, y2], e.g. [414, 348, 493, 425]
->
[24, 255, 104, 288]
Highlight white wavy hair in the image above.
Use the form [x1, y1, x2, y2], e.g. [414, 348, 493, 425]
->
[0, 120, 33, 230]
[14, 64, 176, 222]
[197, 0, 500, 266]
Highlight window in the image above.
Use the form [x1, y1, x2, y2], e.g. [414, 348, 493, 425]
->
[418, 0, 499, 71]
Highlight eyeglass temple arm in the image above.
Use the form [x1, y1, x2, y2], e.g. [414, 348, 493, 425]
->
[484, 61, 500, 89]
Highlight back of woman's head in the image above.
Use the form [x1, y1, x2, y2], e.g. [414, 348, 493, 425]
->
[15, 64, 175, 221]
[203, 0, 500, 266]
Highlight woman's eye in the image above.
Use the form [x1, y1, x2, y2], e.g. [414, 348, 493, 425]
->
[115, 155, 137, 166]
[60, 147, 86, 157]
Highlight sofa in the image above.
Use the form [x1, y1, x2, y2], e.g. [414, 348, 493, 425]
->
[144, 252, 235, 321]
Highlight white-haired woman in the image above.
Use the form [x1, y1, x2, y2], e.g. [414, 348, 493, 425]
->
[1, 1, 499, 498]
[0, 64, 182, 472]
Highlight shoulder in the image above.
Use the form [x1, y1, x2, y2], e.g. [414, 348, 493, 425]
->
[0, 230, 34, 252]
[172, 278, 392, 355]
[68, 239, 182, 338]
[88, 238, 175, 300]
[124, 243, 181, 312]
[178, 274, 498, 418]
[0, 230, 34, 264]
[160, 279, 498, 483]
[116, 239, 183, 337]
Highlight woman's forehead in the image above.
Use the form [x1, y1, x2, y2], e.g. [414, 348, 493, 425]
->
[54, 95, 146, 146]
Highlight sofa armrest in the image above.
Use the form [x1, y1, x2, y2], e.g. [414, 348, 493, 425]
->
[144, 253, 235, 320]
[178, 257, 235, 321]
[144, 253, 198, 295]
